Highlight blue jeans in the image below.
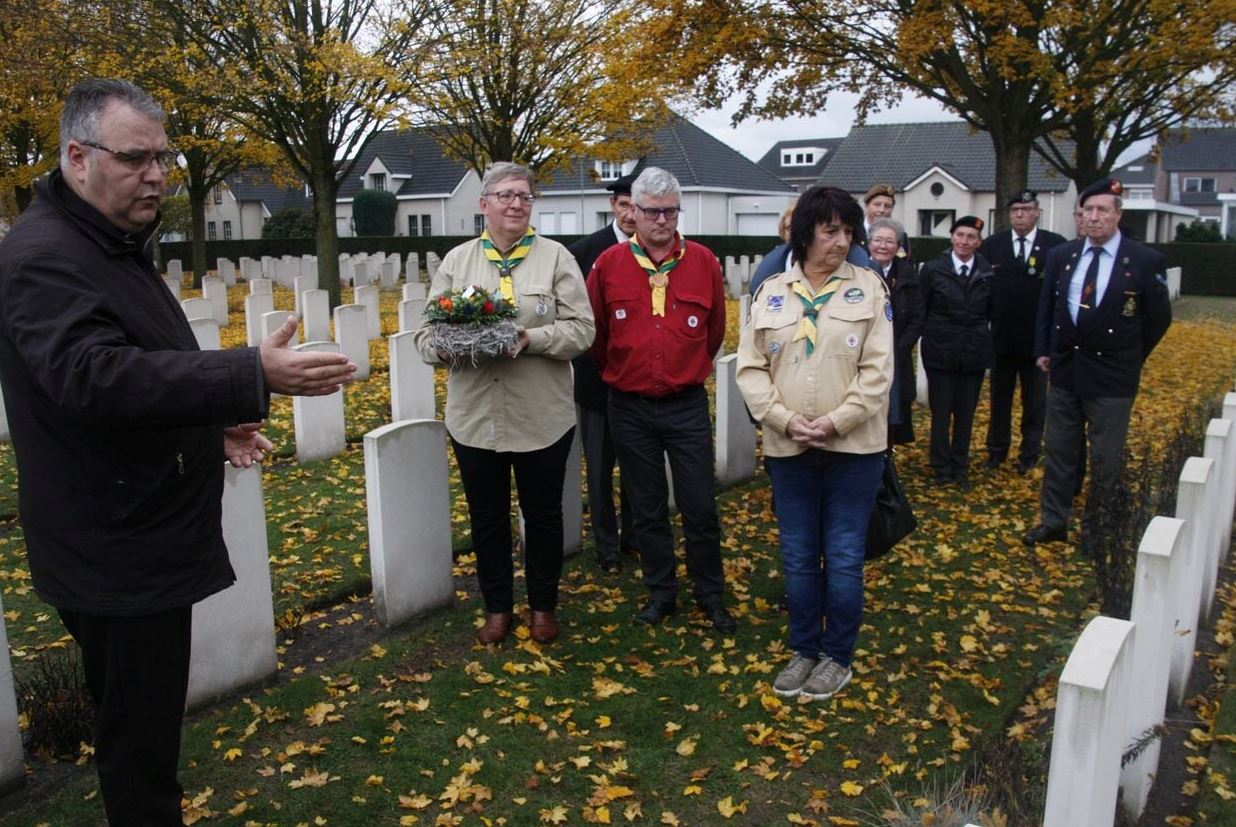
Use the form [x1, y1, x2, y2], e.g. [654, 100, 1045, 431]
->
[766, 449, 883, 665]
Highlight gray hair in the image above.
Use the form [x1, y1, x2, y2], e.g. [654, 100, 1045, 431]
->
[481, 161, 534, 195]
[60, 78, 165, 168]
[631, 166, 680, 204]
[868, 217, 904, 238]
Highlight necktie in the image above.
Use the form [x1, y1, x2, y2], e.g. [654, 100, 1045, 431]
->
[1078, 247, 1102, 326]
[959, 264, 969, 280]
[1017, 237, 1027, 263]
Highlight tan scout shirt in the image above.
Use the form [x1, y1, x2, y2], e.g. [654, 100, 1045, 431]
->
[736, 261, 893, 457]
[413, 235, 595, 452]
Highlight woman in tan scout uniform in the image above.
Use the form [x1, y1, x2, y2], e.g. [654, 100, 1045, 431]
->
[413, 162, 594, 645]
[737, 185, 893, 702]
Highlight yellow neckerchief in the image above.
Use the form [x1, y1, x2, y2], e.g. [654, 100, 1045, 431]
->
[628, 233, 686, 316]
[481, 227, 536, 303]
[790, 275, 843, 356]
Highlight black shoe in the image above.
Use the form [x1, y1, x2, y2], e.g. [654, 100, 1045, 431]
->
[635, 599, 676, 626]
[984, 455, 1004, 469]
[699, 603, 737, 634]
[598, 555, 621, 574]
[1023, 524, 1068, 546]
[1017, 457, 1038, 475]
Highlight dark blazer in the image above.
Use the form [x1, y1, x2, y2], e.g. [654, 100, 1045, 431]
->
[980, 228, 1067, 359]
[0, 171, 266, 615]
[919, 252, 994, 372]
[568, 223, 624, 410]
[878, 257, 925, 409]
[1033, 235, 1171, 398]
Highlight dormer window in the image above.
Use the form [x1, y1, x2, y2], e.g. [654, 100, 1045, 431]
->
[369, 173, 387, 191]
[595, 159, 636, 181]
[782, 150, 821, 167]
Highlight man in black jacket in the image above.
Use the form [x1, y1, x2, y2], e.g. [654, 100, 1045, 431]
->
[1024, 178, 1172, 545]
[568, 172, 637, 572]
[979, 191, 1067, 474]
[0, 79, 354, 825]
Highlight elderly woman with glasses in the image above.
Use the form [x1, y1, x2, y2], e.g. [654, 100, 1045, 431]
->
[737, 185, 893, 702]
[414, 161, 595, 645]
[868, 217, 924, 444]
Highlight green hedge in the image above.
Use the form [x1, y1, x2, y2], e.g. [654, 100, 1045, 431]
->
[159, 236, 1236, 296]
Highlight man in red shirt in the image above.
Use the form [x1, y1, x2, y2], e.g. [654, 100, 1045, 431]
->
[587, 167, 734, 633]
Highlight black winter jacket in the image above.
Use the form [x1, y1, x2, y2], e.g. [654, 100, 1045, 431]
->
[0, 171, 267, 615]
[919, 252, 994, 372]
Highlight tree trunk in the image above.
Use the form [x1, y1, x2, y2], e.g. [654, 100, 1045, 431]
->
[313, 174, 343, 310]
[1068, 109, 1104, 193]
[989, 131, 1032, 234]
[189, 191, 208, 287]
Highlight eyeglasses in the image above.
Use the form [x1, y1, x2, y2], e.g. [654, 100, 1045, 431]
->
[485, 190, 536, 205]
[634, 204, 681, 221]
[81, 141, 176, 173]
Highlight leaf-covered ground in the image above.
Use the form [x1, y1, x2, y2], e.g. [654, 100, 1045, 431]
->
[0, 291, 1232, 826]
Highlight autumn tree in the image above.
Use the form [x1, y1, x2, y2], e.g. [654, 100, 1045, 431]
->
[406, 0, 678, 175]
[163, 0, 425, 307]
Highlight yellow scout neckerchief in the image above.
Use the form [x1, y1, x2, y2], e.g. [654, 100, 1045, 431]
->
[629, 233, 686, 316]
[791, 277, 843, 356]
[481, 227, 536, 303]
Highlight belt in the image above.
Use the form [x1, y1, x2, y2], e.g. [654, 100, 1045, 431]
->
[615, 385, 704, 404]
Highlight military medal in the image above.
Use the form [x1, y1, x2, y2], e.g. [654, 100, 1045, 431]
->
[1122, 296, 1136, 317]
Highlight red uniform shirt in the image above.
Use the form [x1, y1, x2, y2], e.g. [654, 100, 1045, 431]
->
[587, 238, 726, 396]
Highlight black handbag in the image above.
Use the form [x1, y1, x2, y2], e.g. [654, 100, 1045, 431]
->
[866, 453, 917, 560]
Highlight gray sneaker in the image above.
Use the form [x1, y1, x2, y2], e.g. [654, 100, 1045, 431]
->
[772, 654, 818, 698]
[800, 656, 852, 701]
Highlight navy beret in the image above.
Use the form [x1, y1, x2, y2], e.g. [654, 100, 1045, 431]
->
[1079, 178, 1123, 206]
[951, 215, 984, 233]
[1007, 190, 1038, 207]
[605, 172, 638, 196]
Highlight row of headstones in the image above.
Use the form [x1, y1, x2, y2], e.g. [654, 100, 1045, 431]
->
[1042, 390, 1236, 826]
[340, 251, 440, 289]
[723, 255, 764, 299]
[164, 251, 443, 293]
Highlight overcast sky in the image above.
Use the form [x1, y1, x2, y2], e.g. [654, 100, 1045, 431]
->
[694, 90, 1151, 168]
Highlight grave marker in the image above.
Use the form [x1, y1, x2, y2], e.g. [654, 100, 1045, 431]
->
[245, 293, 275, 347]
[334, 304, 370, 380]
[715, 354, 756, 486]
[292, 341, 347, 462]
[355, 284, 381, 339]
[389, 331, 435, 421]
[302, 289, 331, 343]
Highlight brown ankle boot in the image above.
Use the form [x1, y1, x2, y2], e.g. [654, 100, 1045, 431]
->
[529, 610, 558, 643]
[477, 612, 513, 644]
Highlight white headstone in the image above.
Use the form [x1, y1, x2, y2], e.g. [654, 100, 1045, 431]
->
[0, 592, 25, 793]
[1166, 266, 1181, 300]
[389, 331, 436, 422]
[217, 258, 236, 287]
[163, 276, 181, 301]
[293, 275, 310, 319]
[181, 297, 213, 322]
[261, 311, 291, 343]
[399, 298, 426, 334]
[1043, 616, 1136, 827]
[1119, 516, 1186, 818]
[302, 289, 331, 343]
[403, 282, 427, 301]
[292, 341, 347, 463]
[353, 261, 370, 288]
[202, 276, 228, 327]
[364, 420, 454, 627]
[1201, 419, 1233, 617]
[916, 345, 928, 405]
[715, 354, 757, 486]
[249, 278, 272, 296]
[245, 293, 275, 347]
[426, 251, 440, 280]
[1207, 416, 1236, 567]
[189, 318, 221, 351]
[355, 284, 381, 339]
[380, 260, 398, 290]
[333, 304, 370, 381]
[166, 259, 183, 280]
[300, 255, 318, 286]
[261, 255, 274, 278]
[1169, 456, 1217, 707]
[241, 257, 262, 281]
[187, 464, 278, 710]
[405, 252, 420, 283]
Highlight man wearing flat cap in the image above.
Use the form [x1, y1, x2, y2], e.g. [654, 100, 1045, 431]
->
[1024, 178, 1171, 546]
[568, 171, 639, 572]
[979, 191, 1067, 474]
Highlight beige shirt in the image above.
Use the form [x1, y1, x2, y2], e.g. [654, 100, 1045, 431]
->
[736, 261, 893, 457]
[413, 235, 595, 452]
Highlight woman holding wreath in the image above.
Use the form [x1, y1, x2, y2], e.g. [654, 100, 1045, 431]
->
[737, 185, 893, 701]
[413, 162, 595, 645]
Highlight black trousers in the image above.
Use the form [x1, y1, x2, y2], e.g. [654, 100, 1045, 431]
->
[985, 353, 1047, 464]
[608, 387, 725, 606]
[577, 404, 634, 559]
[451, 428, 574, 613]
[1039, 387, 1133, 529]
[926, 368, 985, 479]
[59, 606, 192, 827]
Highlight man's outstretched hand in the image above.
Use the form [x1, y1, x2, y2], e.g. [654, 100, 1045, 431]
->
[224, 422, 273, 468]
[259, 315, 356, 395]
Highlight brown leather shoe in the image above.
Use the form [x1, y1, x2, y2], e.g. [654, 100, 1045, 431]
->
[477, 612, 513, 644]
[529, 610, 558, 643]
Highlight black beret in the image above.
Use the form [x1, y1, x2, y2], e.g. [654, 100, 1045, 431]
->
[1078, 178, 1124, 206]
[605, 172, 638, 196]
[950, 215, 984, 233]
[1007, 190, 1038, 207]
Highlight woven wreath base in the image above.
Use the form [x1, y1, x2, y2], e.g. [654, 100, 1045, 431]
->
[430, 319, 519, 367]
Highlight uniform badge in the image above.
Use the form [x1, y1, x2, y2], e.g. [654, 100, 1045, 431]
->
[687, 315, 700, 328]
[767, 295, 784, 312]
[1155, 273, 1167, 285]
[845, 333, 859, 348]
[1122, 296, 1137, 317]
[843, 287, 865, 303]
[615, 308, 627, 320]
[1027, 255, 1037, 276]
[895, 249, 907, 259]
[535, 300, 548, 316]
[769, 341, 781, 354]
[884, 301, 894, 321]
